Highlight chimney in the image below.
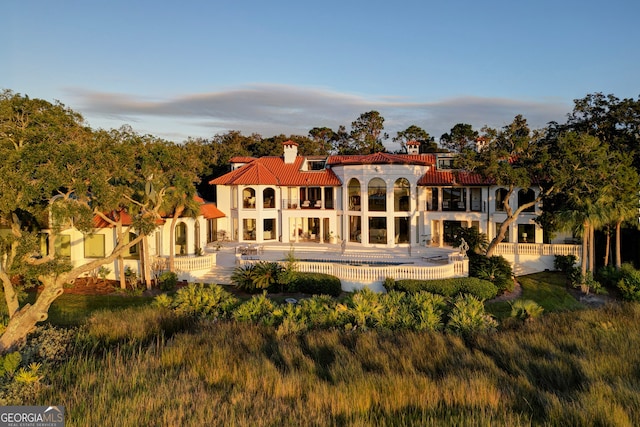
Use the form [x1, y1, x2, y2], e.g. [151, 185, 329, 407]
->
[283, 140, 298, 164]
[406, 140, 420, 155]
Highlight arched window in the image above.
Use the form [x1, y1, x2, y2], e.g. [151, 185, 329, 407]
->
[368, 178, 386, 212]
[263, 188, 275, 208]
[348, 178, 361, 211]
[495, 188, 509, 212]
[243, 188, 256, 209]
[394, 178, 410, 212]
[175, 223, 187, 255]
[518, 189, 535, 212]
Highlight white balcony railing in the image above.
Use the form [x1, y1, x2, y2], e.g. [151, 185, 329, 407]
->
[493, 243, 581, 257]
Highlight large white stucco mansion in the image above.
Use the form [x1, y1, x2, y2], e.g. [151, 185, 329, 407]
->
[213, 141, 556, 249]
[44, 140, 580, 289]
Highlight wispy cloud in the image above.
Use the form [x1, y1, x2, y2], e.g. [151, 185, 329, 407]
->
[67, 84, 571, 145]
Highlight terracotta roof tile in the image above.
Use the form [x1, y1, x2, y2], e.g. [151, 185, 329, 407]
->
[210, 156, 341, 186]
[418, 170, 491, 186]
[327, 153, 435, 166]
[229, 156, 256, 163]
[200, 203, 225, 219]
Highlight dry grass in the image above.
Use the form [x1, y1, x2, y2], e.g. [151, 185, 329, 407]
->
[28, 302, 640, 426]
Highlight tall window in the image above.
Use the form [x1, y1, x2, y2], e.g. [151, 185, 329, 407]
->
[243, 219, 256, 240]
[84, 234, 105, 258]
[426, 188, 439, 211]
[369, 217, 387, 244]
[495, 188, 508, 212]
[470, 188, 482, 212]
[263, 188, 275, 208]
[395, 217, 409, 243]
[175, 223, 187, 255]
[207, 218, 217, 243]
[324, 187, 334, 209]
[368, 178, 386, 212]
[349, 216, 362, 242]
[394, 178, 410, 212]
[518, 189, 535, 212]
[263, 219, 276, 240]
[243, 188, 256, 209]
[348, 178, 361, 211]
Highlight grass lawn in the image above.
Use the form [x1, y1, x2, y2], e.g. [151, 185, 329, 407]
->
[25, 293, 155, 327]
[486, 271, 584, 319]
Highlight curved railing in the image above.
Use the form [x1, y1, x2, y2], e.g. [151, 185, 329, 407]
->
[152, 254, 217, 272]
[240, 258, 468, 283]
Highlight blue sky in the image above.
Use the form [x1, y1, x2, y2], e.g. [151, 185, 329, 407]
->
[4, 0, 639, 149]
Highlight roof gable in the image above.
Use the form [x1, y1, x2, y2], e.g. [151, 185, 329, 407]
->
[210, 156, 341, 186]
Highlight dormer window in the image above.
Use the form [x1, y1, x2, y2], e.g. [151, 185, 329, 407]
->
[307, 160, 326, 171]
[436, 154, 456, 170]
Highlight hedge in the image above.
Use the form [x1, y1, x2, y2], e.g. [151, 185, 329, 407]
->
[290, 272, 342, 297]
[384, 277, 498, 300]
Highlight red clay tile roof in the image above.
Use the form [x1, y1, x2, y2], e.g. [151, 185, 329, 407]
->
[210, 156, 341, 186]
[327, 153, 435, 166]
[229, 156, 256, 163]
[200, 203, 225, 219]
[92, 211, 133, 228]
[418, 169, 492, 186]
[93, 196, 224, 228]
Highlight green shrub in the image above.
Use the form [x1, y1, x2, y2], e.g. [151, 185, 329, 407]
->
[21, 325, 77, 365]
[169, 283, 239, 319]
[387, 277, 497, 300]
[378, 291, 415, 330]
[554, 254, 577, 273]
[469, 254, 514, 293]
[0, 352, 21, 377]
[232, 292, 278, 325]
[510, 299, 544, 322]
[617, 264, 640, 302]
[297, 295, 345, 328]
[344, 289, 384, 329]
[230, 264, 258, 293]
[251, 261, 283, 291]
[408, 291, 446, 331]
[290, 272, 342, 297]
[158, 271, 178, 292]
[596, 265, 624, 288]
[273, 303, 308, 337]
[446, 294, 498, 337]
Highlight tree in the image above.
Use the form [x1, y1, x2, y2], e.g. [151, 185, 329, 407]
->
[552, 93, 640, 271]
[393, 125, 438, 153]
[440, 123, 479, 153]
[308, 127, 336, 155]
[545, 131, 612, 278]
[349, 111, 388, 154]
[456, 115, 551, 257]
[0, 92, 185, 353]
[330, 125, 352, 155]
[595, 151, 639, 269]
